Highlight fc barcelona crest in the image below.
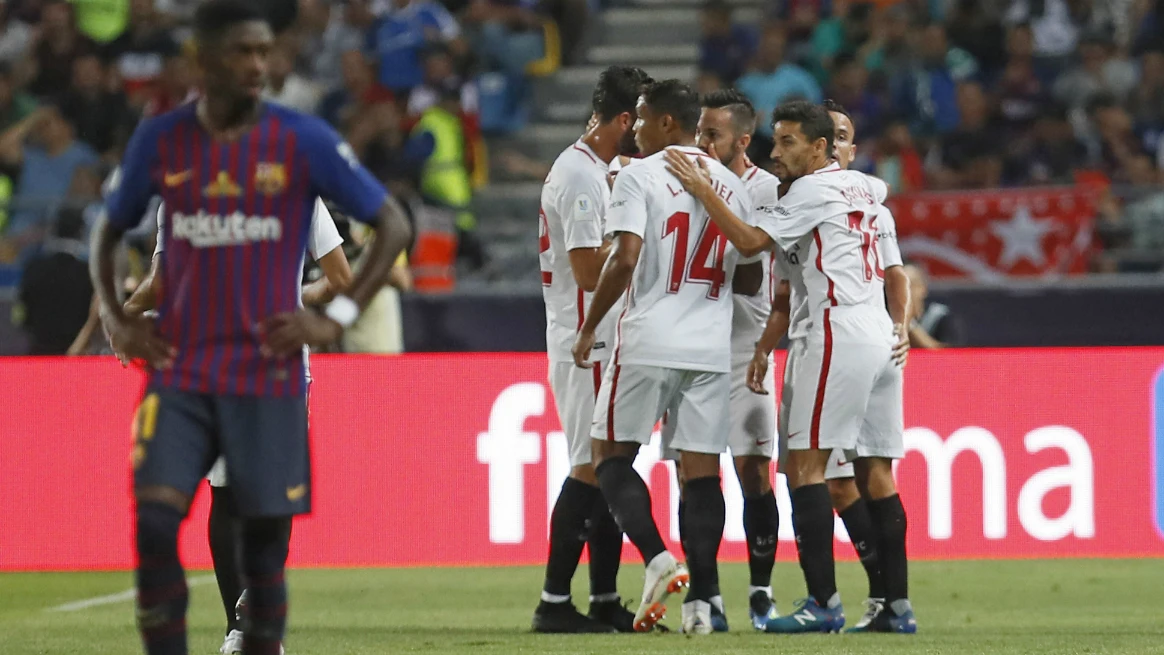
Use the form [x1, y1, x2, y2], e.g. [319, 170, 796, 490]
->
[254, 162, 288, 195]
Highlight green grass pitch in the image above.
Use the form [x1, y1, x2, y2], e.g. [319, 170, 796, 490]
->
[1, 559, 1161, 654]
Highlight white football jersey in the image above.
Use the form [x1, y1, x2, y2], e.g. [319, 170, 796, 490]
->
[604, 145, 751, 373]
[758, 162, 892, 322]
[540, 140, 616, 364]
[730, 166, 782, 355]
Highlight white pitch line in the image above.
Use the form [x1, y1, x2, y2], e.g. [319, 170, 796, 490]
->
[47, 574, 216, 612]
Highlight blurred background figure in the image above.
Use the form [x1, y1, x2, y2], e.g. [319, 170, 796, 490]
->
[905, 264, 962, 348]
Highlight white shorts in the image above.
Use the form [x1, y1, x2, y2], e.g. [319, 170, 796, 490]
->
[662, 351, 776, 461]
[549, 359, 607, 467]
[778, 339, 855, 480]
[592, 364, 729, 456]
[785, 306, 904, 460]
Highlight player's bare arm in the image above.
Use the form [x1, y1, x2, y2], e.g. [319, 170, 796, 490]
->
[568, 241, 613, 292]
[572, 231, 641, 368]
[261, 197, 411, 356]
[732, 261, 764, 296]
[123, 254, 162, 318]
[301, 247, 354, 306]
[90, 219, 175, 369]
[662, 146, 773, 257]
[884, 265, 911, 366]
[747, 281, 791, 395]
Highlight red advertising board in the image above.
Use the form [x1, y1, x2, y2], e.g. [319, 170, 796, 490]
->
[886, 187, 1096, 279]
[0, 350, 1161, 571]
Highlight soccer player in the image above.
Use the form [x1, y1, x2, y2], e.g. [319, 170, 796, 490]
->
[663, 100, 915, 633]
[741, 101, 911, 632]
[659, 89, 781, 632]
[572, 79, 757, 635]
[91, 2, 411, 654]
[534, 64, 651, 634]
[122, 199, 352, 654]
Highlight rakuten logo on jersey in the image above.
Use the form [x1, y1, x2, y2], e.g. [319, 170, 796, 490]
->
[171, 211, 282, 248]
[476, 383, 1096, 552]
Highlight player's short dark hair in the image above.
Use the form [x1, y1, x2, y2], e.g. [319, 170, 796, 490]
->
[821, 99, 851, 120]
[194, 0, 269, 45]
[772, 100, 834, 158]
[592, 65, 652, 123]
[642, 79, 701, 135]
[701, 88, 756, 137]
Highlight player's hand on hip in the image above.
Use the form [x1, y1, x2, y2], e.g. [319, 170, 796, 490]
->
[572, 330, 595, 369]
[104, 314, 175, 370]
[746, 348, 770, 395]
[892, 323, 910, 367]
[259, 310, 343, 358]
[663, 148, 712, 196]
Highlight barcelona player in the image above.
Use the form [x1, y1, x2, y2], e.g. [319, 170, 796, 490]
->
[90, 1, 411, 654]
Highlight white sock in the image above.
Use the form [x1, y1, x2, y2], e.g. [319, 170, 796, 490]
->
[540, 591, 571, 604]
[709, 595, 725, 614]
[589, 592, 620, 603]
[890, 599, 913, 616]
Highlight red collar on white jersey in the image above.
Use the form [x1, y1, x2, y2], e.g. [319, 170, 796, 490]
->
[572, 139, 603, 167]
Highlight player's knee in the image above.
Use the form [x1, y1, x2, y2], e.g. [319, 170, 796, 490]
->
[591, 438, 637, 468]
[785, 450, 829, 489]
[734, 456, 771, 496]
[679, 452, 720, 480]
[827, 477, 860, 512]
[136, 485, 192, 516]
[855, 458, 897, 500]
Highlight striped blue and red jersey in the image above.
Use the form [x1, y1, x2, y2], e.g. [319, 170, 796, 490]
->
[104, 102, 388, 397]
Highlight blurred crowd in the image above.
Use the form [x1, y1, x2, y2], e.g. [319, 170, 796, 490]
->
[0, 0, 594, 355]
[699, 0, 1164, 270]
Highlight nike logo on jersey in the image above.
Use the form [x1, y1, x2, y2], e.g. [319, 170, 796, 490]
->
[164, 170, 192, 187]
[788, 431, 803, 439]
[755, 439, 771, 447]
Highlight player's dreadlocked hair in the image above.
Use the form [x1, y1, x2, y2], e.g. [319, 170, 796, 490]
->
[194, 0, 269, 46]
[701, 88, 757, 137]
[821, 99, 851, 121]
[642, 79, 701, 135]
[592, 66, 653, 123]
[772, 100, 835, 159]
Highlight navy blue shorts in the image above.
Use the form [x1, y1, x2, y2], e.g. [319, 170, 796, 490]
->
[132, 387, 311, 517]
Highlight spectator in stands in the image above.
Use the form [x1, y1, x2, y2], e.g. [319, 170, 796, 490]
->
[463, 0, 545, 79]
[698, 0, 757, 86]
[141, 47, 195, 117]
[905, 263, 962, 348]
[0, 2, 34, 65]
[827, 53, 885, 141]
[30, 0, 98, 97]
[1129, 46, 1164, 163]
[861, 3, 914, 79]
[367, 0, 465, 94]
[1053, 31, 1137, 111]
[408, 43, 480, 180]
[0, 63, 36, 132]
[736, 26, 821, 163]
[874, 116, 926, 193]
[539, 0, 588, 67]
[58, 53, 133, 159]
[890, 22, 978, 137]
[1006, 102, 1088, 185]
[319, 49, 395, 131]
[945, 0, 1006, 76]
[1004, 0, 1086, 67]
[994, 24, 1051, 141]
[101, 0, 180, 105]
[0, 104, 98, 262]
[265, 40, 321, 112]
[71, 0, 131, 44]
[311, 0, 377, 83]
[930, 81, 1003, 189]
[15, 208, 92, 355]
[1084, 93, 1149, 182]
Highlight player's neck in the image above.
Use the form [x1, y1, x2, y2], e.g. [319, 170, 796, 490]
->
[197, 95, 262, 140]
[580, 125, 620, 164]
[666, 135, 697, 150]
[728, 155, 748, 178]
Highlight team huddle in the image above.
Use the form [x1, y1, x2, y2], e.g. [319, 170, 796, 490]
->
[537, 66, 918, 635]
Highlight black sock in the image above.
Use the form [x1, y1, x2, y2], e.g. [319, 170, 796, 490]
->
[676, 499, 687, 558]
[240, 517, 292, 655]
[587, 502, 622, 600]
[790, 483, 837, 606]
[595, 457, 666, 564]
[135, 502, 188, 655]
[681, 476, 725, 603]
[743, 489, 779, 588]
[208, 486, 243, 631]
[838, 498, 885, 599]
[541, 477, 601, 599]
[868, 494, 909, 607]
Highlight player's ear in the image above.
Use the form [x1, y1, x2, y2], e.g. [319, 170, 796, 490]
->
[739, 133, 752, 153]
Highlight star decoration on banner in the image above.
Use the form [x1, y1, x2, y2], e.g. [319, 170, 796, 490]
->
[990, 205, 1057, 269]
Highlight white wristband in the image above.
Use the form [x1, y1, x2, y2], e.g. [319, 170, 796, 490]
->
[325, 295, 360, 329]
